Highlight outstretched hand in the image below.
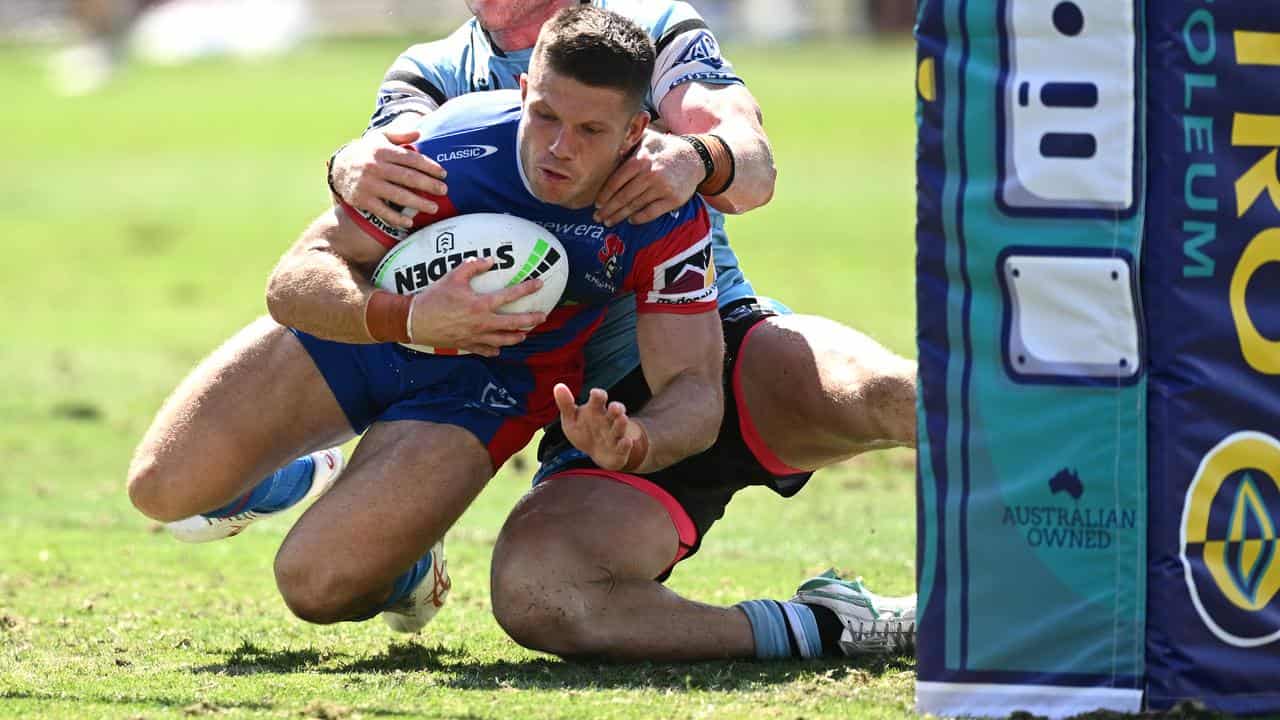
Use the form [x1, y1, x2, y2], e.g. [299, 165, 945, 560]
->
[553, 384, 649, 472]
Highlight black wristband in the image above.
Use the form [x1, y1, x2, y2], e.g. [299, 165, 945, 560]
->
[679, 134, 715, 184]
[326, 142, 351, 198]
[706, 133, 736, 196]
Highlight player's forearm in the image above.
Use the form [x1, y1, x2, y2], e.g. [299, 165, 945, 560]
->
[665, 83, 777, 215]
[701, 119, 776, 215]
[631, 366, 723, 473]
[266, 215, 381, 344]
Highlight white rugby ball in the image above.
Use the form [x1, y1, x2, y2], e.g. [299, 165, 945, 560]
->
[370, 213, 569, 354]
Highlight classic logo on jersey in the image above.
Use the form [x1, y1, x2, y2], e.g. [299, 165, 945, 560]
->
[675, 30, 725, 70]
[1181, 431, 1280, 647]
[648, 235, 716, 306]
[392, 243, 517, 294]
[435, 144, 499, 163]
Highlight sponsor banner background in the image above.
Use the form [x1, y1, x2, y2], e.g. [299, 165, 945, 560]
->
[1144, 1, 1280, 712]
[916, 0, 1146, 711]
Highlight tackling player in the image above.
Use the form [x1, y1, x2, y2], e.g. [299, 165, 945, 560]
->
[127, 7, 725, 631]
[329, 0, 918, 660]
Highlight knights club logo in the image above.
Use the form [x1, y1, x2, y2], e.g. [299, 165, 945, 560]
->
[1181, 431, 1280, 647]
[598, 234, 625, 279]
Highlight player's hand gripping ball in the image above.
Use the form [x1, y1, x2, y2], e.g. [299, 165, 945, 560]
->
[371, 213, 569, 354]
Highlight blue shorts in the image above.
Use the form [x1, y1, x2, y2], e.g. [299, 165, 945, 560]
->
[292, 329, 581, 469]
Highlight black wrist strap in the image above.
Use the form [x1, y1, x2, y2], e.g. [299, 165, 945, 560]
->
[679, 134, 715, 184]
[706, 133, 736, 196]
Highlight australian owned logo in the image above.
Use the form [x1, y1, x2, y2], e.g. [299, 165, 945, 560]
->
[436, 144, 499, 162]
[1002, 467, 1137, 549]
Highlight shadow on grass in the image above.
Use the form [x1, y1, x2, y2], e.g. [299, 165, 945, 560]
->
[196, 639, 915, 692]
[0, 691, 406, 718]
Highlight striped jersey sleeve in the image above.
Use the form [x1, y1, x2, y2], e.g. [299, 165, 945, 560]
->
[625, 202, 717, 314]
[646, 1, 743, 110]
[366, 30, 470, 132]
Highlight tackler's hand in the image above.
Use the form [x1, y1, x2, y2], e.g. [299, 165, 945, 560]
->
[329, 121, 449, 229]
[593, 128, 703, 227]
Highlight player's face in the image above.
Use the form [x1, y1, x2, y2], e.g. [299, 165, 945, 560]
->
[465, 0, 567, 34]
[518, 62, 648, 209]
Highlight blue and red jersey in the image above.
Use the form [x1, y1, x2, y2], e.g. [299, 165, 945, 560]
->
[362, 0, 757, 393]
[338, 90, 718, 369]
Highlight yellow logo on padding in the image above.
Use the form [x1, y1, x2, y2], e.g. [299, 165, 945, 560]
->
[1181, 431, 1280, 647]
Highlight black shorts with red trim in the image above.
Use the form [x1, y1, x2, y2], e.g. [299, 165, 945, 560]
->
[532, 297, 815, 576]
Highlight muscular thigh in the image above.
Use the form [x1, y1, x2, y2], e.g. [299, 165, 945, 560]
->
[278, 420, 494, 590]
[133, 317, 354, 500]
[736, 313, 913, 469]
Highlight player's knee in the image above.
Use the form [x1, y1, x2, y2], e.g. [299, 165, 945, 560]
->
[274, 548, 370, 625]
[125, 451, 188, 522]
[491, 518, 600, 657]
[856, 357, 917, 445]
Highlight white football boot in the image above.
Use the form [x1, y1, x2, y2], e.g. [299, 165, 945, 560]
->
[791, 569, 916, 655]
[382, 540, 452, 633]
[165, 447, 345, 543]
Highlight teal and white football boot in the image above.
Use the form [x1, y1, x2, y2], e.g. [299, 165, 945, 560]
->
[791, 569, 916, 655]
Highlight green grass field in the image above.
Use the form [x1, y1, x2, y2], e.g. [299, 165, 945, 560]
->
[0, 38, 919, 719]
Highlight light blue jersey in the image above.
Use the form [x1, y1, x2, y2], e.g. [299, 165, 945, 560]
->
[365, 0, 757, 391]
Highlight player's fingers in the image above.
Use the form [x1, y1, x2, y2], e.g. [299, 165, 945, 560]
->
[597, 177, 654, 227]
[485, 278, 544, 311]
[384, 162, 449, 197]
[450, 257, 497, 284]
[458, 344, 501, 357]
[369, 179, 439, 216]
[610, 437, 634, 470]
[609, 412, 629, 441]
[553, 383, 578, 424]
[594, 159, 644, 218]
[391, 145, 448, 182]
[585, 388, 609, 415]
[629, 194, 685, 225]
[360, 197, 415, 228]
[470, 331, 527, 348]
[383, 129, 421, 146]
[609, 188, 666, 227]
[484, 311, 547, 332]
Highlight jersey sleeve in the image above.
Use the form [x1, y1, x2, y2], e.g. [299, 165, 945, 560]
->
[649, 1, 744, 111]
[366, 39, 463, 132]
[625, 201, 718, 314]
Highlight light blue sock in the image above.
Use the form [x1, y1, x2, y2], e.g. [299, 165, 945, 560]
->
[736, 599, 824, 660]
[206, 455, 316, 518]
[353, 548, 436, 621]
